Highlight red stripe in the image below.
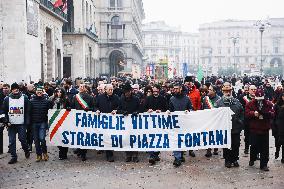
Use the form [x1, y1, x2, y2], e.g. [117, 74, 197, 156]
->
[50, 110, 70, 141]
[76, 95, 88, 110]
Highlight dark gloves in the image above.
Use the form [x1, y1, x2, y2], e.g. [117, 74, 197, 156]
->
[123, 111, 129, 116]
[131, 112, 139, 117]
[66, 107, 72, 111]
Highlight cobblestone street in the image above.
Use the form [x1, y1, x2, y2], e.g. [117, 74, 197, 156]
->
[0, 130, 283, 189]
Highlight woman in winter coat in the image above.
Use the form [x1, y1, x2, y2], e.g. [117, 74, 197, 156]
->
[50, 88, 71, 160]
[273, 92, 284, 163]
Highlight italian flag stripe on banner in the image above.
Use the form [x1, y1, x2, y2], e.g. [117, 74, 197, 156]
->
[49, 110, 70, 141]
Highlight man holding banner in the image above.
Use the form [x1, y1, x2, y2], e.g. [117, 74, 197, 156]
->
[95, 84, 121, 162]
[215, 82, 244, 168]
[168, 82, 193, 167]
[71, 83, 95, 161]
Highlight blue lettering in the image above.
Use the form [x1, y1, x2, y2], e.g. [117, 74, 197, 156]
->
[76, 113, 81, 127]
[172, 115, 179, 128]
[130, 135, 136, 148]
[201, 132, 208, 146]
[209, 131, 216, 145]
[62, 131, 69, 144]
[216, 130, 224, 145]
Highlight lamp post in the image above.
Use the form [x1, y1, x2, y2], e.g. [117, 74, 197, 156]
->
[254, 20, 271, 75]
[231, 37, 239, 74]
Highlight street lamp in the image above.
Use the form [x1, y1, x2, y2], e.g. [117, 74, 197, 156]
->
[230, 37, 239, 74]
[254, 20, 271, 75]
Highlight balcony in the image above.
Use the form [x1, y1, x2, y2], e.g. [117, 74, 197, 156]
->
[39, 0, 67, 21]
[107, 7, 124, 11]
[63, 28, 99, 42]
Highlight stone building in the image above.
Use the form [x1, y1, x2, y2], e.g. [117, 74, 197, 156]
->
[143, 21, 199, 78]
[62, 0, 100, 79]
[199, 18, 284, 75]
[96, 0, 145, 78]
[0, 0, 67, 83]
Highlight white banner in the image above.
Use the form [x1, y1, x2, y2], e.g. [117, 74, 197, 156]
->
[48, 108, 234, 151]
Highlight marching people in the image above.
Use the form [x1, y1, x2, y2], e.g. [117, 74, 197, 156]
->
[272, 92, 284, 163]
[72, 83, 95, 161]
[215, 82, 244, 168]
[168, 82, 193, 167]
[239, 85, 257, 154]
[95, 84, 120, 162]
[50, 87, 71, 160]
[117, 82, 140, 162]
[30, 86, 52, 162]
[245, 89, 275, 171]
[202, 85, 221, 157]
[143, 84, 168, 165]
[2, 83, 30, 164]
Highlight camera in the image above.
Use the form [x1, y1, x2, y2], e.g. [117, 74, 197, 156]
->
[0, 114, 10, 128]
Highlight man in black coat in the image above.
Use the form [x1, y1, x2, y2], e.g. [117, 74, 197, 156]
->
[118, 83, 140, 162]
[143, 84, 168, 165]
[71, 83, 95, 161]
[215, 82, 244, 168]
[95, 84, 120, 162]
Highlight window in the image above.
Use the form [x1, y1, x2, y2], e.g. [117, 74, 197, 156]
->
[110, 0, 122, 8]
[110, 0, 115, 7]
[228, 48, 231, 54]
[246, 48, 249, 54]
[236, 47, 240, 54]
[245, 57, 249, 63]
[111, 16, 123, 39]
[274, 47, 279, 54]
[218, 48, 221, 54]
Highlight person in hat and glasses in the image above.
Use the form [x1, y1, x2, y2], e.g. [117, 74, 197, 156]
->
[215, 82, 244, 168]
[245, 88, 275, 171]
[2, 82, 30, 164]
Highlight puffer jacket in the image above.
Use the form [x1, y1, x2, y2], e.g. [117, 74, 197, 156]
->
[30, 95, 52, 123]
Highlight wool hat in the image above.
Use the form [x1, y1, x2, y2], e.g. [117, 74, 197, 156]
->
[11, 83, 19, 91]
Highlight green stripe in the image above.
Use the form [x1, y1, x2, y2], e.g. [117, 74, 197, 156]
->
[49, 110, 61, 127]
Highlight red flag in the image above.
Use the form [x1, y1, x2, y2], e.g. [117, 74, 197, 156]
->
[53, 0, 63, 8]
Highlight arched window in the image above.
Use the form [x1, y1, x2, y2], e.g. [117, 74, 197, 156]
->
[111, 16, 122, 39]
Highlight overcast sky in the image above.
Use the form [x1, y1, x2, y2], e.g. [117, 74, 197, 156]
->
[143, 0, 284, 32]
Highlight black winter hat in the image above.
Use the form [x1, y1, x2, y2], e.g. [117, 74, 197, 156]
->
[184, 76, 194, 83]
[11, 83, 19, 90]
[122, 82, 132, 92]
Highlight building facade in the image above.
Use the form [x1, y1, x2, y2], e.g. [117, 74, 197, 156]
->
[199, 18, 284, 75]
[97, 0, 145, 78]
[62, 0, 100, 79]
[143, 21, 199, 78]
[0, 0, 67, 83]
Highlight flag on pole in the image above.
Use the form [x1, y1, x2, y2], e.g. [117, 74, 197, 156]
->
[197, 65, 204, 82]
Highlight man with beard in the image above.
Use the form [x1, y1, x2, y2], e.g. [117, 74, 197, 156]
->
[2, 83, 30, 164]
[215, 82, 244, 168]
[71, 83, 95, 161]
[144, 84, 168, 165]
[239, 85, 257, 154]
[118, 83, 140, 162]
[246, 89, 274, 171]
[95, 84, 120, 162]
[264, 81, 274, 101]
[169, 83, 193, 167]
[111, 77, 123, 97]
[202, 85, 221, 157]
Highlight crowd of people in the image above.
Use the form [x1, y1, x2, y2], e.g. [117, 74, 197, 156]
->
[0, 74, 283, 171]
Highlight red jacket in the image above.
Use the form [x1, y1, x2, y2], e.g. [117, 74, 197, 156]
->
[245, 99, 275, 134]
[188, 86, 201, 111]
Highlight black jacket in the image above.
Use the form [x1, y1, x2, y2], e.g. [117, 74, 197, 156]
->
[169, 94, 193, 112]
[144, 95, 168, 112]
[30, 95, 52, 123]
[215, 97, 244, 134]
[72, 93, 95, 111]
[95, 93, 120, 113]
[118, 95, 140, 114]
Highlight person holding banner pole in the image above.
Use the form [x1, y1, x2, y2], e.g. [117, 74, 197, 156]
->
[144, 84, 168, 165]
[94, 84, 120, 162]
[117, 82, 140, 163]
[215, 82, 244, 168]
[202, 85, 221, 157]
[71, 83, 95, 161]
[168, 82, 193, 167]
[50, 88, 71, 160]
